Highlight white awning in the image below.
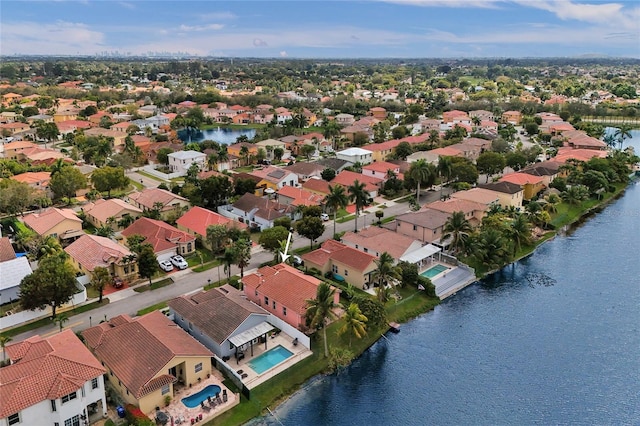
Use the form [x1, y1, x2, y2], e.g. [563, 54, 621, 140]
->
[400, 244, 441, 264]
[229, 322, 275, 348]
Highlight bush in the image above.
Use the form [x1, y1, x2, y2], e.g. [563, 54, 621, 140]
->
[229, 276, 241, 289]
[125, 404, 153, 426]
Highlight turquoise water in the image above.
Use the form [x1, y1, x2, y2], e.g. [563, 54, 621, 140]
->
[178, 127, 256, 144]
[421, 264, 448, 279]
[248, 345, 293, 374]
[181, 384, 221, 408]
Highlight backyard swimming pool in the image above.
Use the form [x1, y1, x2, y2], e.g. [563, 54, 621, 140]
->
[248, 345, 293, 374]
[421, 264, 448, 279]
[181, 384, 221, 408]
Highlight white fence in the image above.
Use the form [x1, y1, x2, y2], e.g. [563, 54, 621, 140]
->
[142, 165, 183, 181]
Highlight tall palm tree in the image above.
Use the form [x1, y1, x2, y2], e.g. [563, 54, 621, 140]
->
[324, 185, 348, 238]
[372, 252, 400, 290]
[510, 213, 531, 257]
[232, 239, 251, 278]
[348, 180, 370, 232]
[0, 335, 12, 362]
[442, 211, 473, 255]
[305, 282, 338, 358]
[427, 129, 440, 148]
[543, 193, 561, 213]
[614, 125, 632, 150]
[239, 145, 250, 166]
[437, 156, 453, 198]
[49, 158, 68, 177]
[338, 303, 368, 347]
[602, 133, 617, 149]
[207, 152, 219, 171]
[475, 228, 508, 269]
[54, 313, 69, 332]
[408, 159, 435, 203]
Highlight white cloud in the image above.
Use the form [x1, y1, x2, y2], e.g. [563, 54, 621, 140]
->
[178, 23, 225, 32]
[1, 20, 107, 55]
[197, 12, 237, 21]
[253, 38, 268, 47]
[280, 51, 288, 57]
[118, 2, 135, 10]
[381, 0, 501, 8]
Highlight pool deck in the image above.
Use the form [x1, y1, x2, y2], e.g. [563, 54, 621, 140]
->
[419, 261, 477, 300]
[148, 369, 239, 425]
[231, 333, 313, 390]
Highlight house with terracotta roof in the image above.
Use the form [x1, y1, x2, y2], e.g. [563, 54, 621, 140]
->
[362, 161, 403, 181]
[387, 208, 452, 244]
[9, 171, 51, 191]
[477, 181, 525, 210]
[276, 185, 324, 208]
[341, 227, 422, 260]
[122, 217, 196, 261]
[424, 198, 488, 226]
[176, 206, 248, 250]
[450, 188, 501, 208]
[499, 172, 545, 200]
[0, 122, 30, 135]
[301, 177, 332, 197]
[22, 207, 83, 241]
[219, 193, 295, 231]
[64, 234, 137, 281]
[331, 170, 383, 198]
[407, 146, 464, 164]
[365, 139, 402, 162]
[553, 147, 608, 164]
[126, 188, 190, 220]
[242, 264, 340, 330]
[502, 110, 522, 125]
[302, 240, 377, 289]
[227, 142, 259, 160]
[82, 311, 214, 414]
[2, 140, 38, 160]
[0, 237, 15, 263]
[82, 198, 143, 230]
[0, 330, 107, 426]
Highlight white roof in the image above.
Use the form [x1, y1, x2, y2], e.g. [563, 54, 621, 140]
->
[168, 150, 206, 160]
[0, 257, 32, 291]
[228, 322, 275, 348]
[400, 244, 441, 264]
[337, 147, 373, 156]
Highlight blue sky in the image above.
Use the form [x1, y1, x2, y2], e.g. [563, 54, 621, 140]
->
[2, 1, 639, 58]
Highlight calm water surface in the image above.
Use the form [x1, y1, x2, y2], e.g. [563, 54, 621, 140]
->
[177, 127, 256, 144]
[252, 131, 640, 426]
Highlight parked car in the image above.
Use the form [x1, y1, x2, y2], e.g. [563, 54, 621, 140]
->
[158, 260, 174, 272]
[321, 213, 330, 221]
[292, 255, 304, 267]
[170, 255, 188, 270]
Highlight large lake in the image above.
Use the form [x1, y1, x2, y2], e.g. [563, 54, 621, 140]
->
[253, 130, 640, 425]
[177, 127, 256, 144]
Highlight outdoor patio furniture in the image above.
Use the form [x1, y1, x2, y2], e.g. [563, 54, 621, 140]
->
[236, 369, 243, 375]
[293, 337, 298, 346]
[241, 373, 248, 379]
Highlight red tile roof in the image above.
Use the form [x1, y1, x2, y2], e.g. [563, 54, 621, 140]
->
[10, 171, 51, 186]
[331, 170, 382, 192]
[499, 172, 545, 186]
[122, 217, 195, 254]
[82, 311, 212, 399]
[302, 240, 376, 272]
[242, 264, 323, 312]
[276, 186, 324, 207]
[341, 227, 418, 259]
[302, 178, 331, 195]
[83, 198, 142, 223]
[425, 198, 488, 215]
[0, 237, 16, 262]
[176, 206, 247, 237]
[127, 188, 188, 211]
[22, 207, 81, 236]
[0, 330, 105, 418]
[64, 234, 134, 272]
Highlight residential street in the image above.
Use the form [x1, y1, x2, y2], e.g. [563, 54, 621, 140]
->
[9, 187, 450, 342]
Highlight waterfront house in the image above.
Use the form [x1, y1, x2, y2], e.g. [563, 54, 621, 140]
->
[477, 181, 525, 211]
[0, 330, 107, 426]
[122, 217, 196, 261]
[242, 263, 340, 330]
[424, 198, 488, 227]
[499, 173, 545, 201]
[450, 188, 501, 209]
[387, 208, 451, 244]
[302, 240, 377, 289]
[82, 311, 213, 414]
[341, 226, 422, 260]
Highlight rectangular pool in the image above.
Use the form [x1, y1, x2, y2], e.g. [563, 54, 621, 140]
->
[421, 264, 448, 279]
[248, 345, 293, 374]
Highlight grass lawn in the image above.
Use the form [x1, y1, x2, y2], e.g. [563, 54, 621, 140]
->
[136, 302, 168, 316]
[137, 170, 166, 182]
[192, 259, 222, 273]
[133, 278, 174, 293]
[186, 249, 215, 267]
[233, 166, 255, 173]
[130, 180, 144, 191]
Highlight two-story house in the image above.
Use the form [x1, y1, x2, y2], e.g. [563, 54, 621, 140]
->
[302, 240, 377, 290]
[167, 150, 207, 176]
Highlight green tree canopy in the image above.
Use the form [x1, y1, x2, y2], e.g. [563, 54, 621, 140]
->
[295, 216, 325, 249]
[49, 166, 87, 203]
[91, 166, 129, 198]
[137, 244, 158, 285]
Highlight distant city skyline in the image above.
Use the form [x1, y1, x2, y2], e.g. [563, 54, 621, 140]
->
[2, 0, 639, 58]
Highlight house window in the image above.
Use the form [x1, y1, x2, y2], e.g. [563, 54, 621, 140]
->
[161, 384, 170, 395]
[7, 413, 20, 425]
[264, 296, 269, 305]
[64, 415, 80, 426]
[195, 363, 203, 373]
[187, 242, 192, 252]
[51, 400, 57, 412]
[364, 248, 368, 253]
[413, 225, 417, 231]
[332, 265, 338, 273]
[344, 270, 348, 276]
[355, 245, 358, 249]
[283, 306, 287, 316]
[124, 265, 129, 274]
[91, 378, 99, 389]
[61, 391, 77, 404]
[272, 301, 276, 309]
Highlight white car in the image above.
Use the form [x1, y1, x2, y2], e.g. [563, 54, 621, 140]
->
[320, 213, 330, 221]
[170, 255, 188, 270]
[158, 260, 174, 272]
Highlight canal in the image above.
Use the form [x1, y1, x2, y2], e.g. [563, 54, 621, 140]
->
[254, 131, 640, 425]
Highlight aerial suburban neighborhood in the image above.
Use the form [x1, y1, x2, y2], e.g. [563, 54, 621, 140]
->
[0, 50, 638, 426]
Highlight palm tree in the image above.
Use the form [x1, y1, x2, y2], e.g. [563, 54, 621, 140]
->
[472, 116, 482, 128]
[232, 239, 251, 278]
[50, 158, 68, 177]
[543, 193, 561, 214]
[348, 180, 371, 232]
[442, 211, 473, 255]
[372, 252, 400, 291]
[614, 125, 632, 150]
[437, 156, 453, 198]
[510, 213, 531, 257]
[207, 152, 219, 171]
[54, 313, 69, 332]
[222, 247, 235, 280]
[324, 185, 348, 238]
[36, 121, 60, 149]
[408, 159, 435, 204]
[427, 129, 440, 148]
[305, 282, 338, 358]
[239, 145, 250, 166]
[338, 303, 368, 347]
[475, 228, 508, 269]
[603, 133, 617, 149]
[0, 335, 12, 362]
